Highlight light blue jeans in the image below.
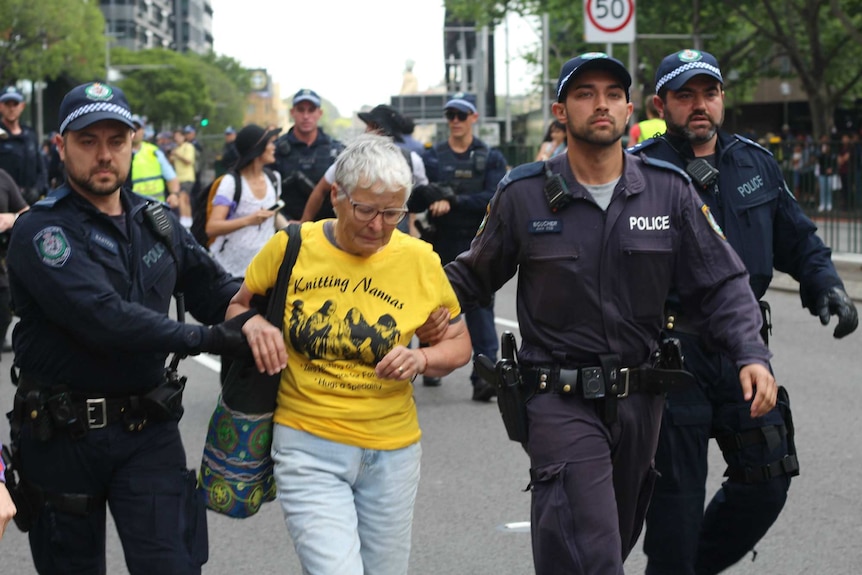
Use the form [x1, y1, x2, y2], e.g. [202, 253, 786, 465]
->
[272, 424, 422, 575]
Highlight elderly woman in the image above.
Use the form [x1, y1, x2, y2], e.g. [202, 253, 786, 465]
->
[227, 133, 472, 575]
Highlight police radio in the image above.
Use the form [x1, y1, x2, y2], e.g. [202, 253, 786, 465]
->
[543, 167, 574, 212]
[685, 158, 719, 189]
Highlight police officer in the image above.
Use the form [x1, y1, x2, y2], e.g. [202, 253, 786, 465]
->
[128, 114, 181, 205]
[0, 86, 47, 204]
[272, 89, 344, 221]
[6, 82, 276, 575]
[629, 49, 858, 575]
[442, 52, 777, 575]
[420, 94, 507, 400]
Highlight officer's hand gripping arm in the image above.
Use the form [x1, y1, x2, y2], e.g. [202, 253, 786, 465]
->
[816, 286, 858, 338]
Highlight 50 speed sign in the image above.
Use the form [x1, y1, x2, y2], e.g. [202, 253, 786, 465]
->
[584, 0, 636, 43]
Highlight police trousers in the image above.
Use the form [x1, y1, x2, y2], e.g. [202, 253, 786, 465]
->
[19, 419, 208, 575]
[644, 331, 791, 575]
[526, 390, 664, 575]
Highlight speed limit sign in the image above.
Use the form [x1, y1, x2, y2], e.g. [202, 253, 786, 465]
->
[584, 0, 636, 43]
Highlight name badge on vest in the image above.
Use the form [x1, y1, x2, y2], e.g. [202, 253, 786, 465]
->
[530, 219, 562, 234]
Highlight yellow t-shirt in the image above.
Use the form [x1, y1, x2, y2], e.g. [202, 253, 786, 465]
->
[244, 220, 461, 450]
[172, 141, 197, 183]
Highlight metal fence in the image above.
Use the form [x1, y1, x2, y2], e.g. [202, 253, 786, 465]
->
[496, 142, 862, 256]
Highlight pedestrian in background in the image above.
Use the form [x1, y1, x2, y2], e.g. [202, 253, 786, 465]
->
[630, 48, 858, 575]
[272, 89, 344, 221]
[216, 126, 239, 177]
[170, 128, 197, 227]
[6, 81, 257, 575]
[627, 93, 666, 144]
[206, 124, 285, 278]
[128, 115, 180, 205]
[228, 133, 472, 575]
[419, 94, 507, 400]
[0, 167, 28, 356]
[0, 86, 47, 204]
[438, 52, 777, 575]
[534, 119, 567, 161]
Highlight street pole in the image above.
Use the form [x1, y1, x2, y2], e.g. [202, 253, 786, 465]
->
[504, 13, 512, 143]
[542, 13, 549, 129]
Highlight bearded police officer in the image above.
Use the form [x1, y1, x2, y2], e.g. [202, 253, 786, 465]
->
[5, 82, 276, 575]
[629, 49, 858, 575]
[442, 52, 778, 575]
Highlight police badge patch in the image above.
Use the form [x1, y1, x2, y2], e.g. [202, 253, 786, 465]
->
[34, 226, 72, 267]
[700, 204, 726, 240]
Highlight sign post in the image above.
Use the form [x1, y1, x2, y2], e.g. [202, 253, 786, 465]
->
[584, 0, 636, 44]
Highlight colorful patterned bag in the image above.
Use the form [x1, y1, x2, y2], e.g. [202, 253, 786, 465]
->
[198, 224, 300, 518]
[199, 396, 277, 517]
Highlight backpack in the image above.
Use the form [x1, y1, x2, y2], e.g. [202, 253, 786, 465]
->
[190, 167, 279, 247]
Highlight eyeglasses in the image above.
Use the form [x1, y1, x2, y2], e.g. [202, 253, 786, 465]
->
[445, 109, 469, 122]
[1, 101, 21, 107]
[342, 188, 407, 225]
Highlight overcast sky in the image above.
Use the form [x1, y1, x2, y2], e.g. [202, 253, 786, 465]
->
[209, 0, 539, 116]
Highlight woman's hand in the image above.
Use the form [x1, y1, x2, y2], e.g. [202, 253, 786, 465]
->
[243, 315, 288, 375]
[376, 346, 427, 381]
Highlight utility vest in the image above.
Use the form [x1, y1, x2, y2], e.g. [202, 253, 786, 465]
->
[131, 142, 166, 199]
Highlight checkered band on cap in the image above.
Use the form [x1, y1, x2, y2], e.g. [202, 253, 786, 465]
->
[655, 61, 723, 94]
[59, 102, 134, 135]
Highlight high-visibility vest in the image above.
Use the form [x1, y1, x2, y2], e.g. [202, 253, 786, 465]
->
[131, 141, 166, 198]
[637, 118, 667, 143]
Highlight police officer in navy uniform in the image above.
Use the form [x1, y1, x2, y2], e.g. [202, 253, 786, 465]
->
[272, 89, 344, 221]
[442, 52, 778, 575]
[420, 94, 507, 400]
[6, 82, 277, 575]
[630, 49, 858, 575]
[0, 86, 47, 204]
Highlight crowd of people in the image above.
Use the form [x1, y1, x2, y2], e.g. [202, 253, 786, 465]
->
[0, 45, 858, 575]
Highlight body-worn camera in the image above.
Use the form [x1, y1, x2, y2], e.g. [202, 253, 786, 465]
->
[543, 168, 574, 212]
[580, 367, 606, 399]
[685, 158, 719, 189]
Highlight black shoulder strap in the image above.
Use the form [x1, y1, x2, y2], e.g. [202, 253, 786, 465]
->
[263, 166, 279, 188]
[400, 147, 413, 171]
[229, 170, 242, 206]
[265, 223, 301, 330]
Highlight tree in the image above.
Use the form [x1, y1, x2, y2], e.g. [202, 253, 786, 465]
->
[723, 0, 862, 138]
[0, 0, 106, 86]
[445, 0, 862, 138]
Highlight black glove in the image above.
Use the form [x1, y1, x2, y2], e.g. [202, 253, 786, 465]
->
[200, 310, 259, 355]
[816, 286, 858, 339]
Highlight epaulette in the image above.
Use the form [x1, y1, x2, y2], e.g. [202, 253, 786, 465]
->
[638, 154, 692, 183]
[625, 137, 661, 154]
[497, 161, 545, 191]
[32, 187, 71, 209]
[733, 134, 774, 157]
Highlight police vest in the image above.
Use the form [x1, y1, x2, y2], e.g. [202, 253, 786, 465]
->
[274, 129, 343, 220]
[131, 142, 166, 199]
[432, 142, 490, 236]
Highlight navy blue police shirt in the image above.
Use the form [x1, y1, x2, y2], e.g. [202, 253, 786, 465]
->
[271, 127, 344, 221]
[444, 152, 771, 369]
[7, 185, 241, 394]
[628, 132, 843, 310]
[421, 138, 508, 238]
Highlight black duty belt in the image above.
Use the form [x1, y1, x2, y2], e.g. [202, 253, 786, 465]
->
[14, 374, 158, 437]
[521, 365, 694, 398]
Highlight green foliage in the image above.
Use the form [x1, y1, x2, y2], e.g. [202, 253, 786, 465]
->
[109, 48, 245, 135]
[445, 0, 862, 137]
[0, 0, 106, 86]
